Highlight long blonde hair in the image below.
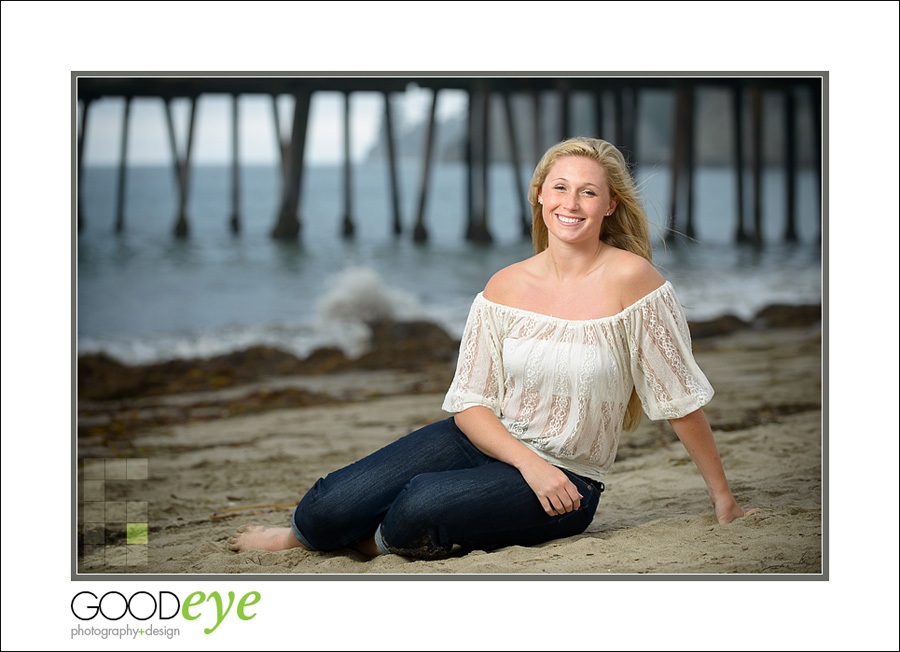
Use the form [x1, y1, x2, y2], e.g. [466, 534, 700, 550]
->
[528, 137, 652, 432]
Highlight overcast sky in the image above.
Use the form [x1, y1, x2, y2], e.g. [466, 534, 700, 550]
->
[80, 84, 467, 166]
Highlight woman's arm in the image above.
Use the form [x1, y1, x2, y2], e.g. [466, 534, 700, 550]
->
[668, 408, 759, 523]
[453, 406, 582, 517]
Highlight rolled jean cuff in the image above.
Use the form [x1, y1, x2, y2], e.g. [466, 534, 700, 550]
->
[291, 503, 318, 551]
[373, 524, 392, 555]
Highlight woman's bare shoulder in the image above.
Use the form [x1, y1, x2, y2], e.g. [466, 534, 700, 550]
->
[483, 257, 542, 305]
[605, 248, 666, 307]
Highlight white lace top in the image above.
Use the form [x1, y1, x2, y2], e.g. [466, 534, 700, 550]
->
[441, 281, 714, 481]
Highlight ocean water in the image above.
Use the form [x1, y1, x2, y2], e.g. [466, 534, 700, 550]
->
[77, 162, 822, 364]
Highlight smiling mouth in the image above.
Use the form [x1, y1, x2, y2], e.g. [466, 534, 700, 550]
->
[556, 214, 585, 225]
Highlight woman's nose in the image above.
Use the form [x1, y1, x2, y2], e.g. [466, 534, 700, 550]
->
[562, 192, 579, 209]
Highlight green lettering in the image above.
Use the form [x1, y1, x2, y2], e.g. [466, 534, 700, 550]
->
[237, 591, 261, 621]
[182, 591, 204, 621]
[203, 591, 236, 635]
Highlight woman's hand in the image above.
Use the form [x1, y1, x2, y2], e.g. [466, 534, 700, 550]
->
[453, 407, 582, 517]
[519, 459, 583, 516]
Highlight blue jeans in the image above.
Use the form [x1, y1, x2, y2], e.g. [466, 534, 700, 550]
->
[291, 417, 603, 559]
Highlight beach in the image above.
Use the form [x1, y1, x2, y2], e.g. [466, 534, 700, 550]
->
[77, 311, 822, 576]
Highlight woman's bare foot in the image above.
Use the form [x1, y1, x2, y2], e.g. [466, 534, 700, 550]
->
[228, 524, 308, 552]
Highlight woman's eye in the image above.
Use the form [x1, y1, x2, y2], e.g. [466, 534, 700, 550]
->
[583, 190, 596, 196]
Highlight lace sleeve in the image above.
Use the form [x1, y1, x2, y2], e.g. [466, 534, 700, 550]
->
[442, 295, 504, 416]
[626, 283, 714, 420]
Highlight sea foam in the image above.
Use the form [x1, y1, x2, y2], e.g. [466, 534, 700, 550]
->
[314, 267, 425, 357]
[316, 267, 424, 324]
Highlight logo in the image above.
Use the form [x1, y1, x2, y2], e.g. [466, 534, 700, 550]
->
[70, 590, 260, 637]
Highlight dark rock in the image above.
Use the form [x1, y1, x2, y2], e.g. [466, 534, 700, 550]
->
[357, 319, 459, 370]
[688, 314, 749, 339]
[205, 345, 306, 376]
[753, 304, 821, 329]
[78, 353, 144, 401]
[301, 347, 351, 374]
[78, 320, 460, 401]
[78, 346, 309, 401]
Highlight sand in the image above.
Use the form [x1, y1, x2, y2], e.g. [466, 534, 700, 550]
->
[77, 325, 823, 576]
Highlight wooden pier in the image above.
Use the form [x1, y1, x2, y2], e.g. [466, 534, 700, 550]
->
[75, 75, 822, 245]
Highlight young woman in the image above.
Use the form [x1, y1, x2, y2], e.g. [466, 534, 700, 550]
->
[229, 137, 758, 559]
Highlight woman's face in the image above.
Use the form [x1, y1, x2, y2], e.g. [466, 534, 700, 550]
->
[538, 155, 618, 248]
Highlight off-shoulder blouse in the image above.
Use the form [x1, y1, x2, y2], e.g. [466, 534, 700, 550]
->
[441, 281, 714, 481]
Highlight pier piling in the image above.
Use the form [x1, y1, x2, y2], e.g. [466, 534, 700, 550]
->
[271, 91, 311, 240]
[614, 88, 625, 159]
[667, 84, 692, 241]
[784, 86, 798, 242]
[531, 90, 542, 164]
[77, 98, 91, 232]
[732, 82, 748, 243]
[163, 96, 197, 239]
[750, 85, 763, 248]
[502, 93, 530, 238]
[684, 85, 696, 240]
[272, 95, 288, 192]
[342, 92, 355, 239]
[466, 84, 493, 243]
[383, 91, 402, 236]
[810, 82, 822, 243]
[594, 89, 605, 141]
[413, 89, 438, 243]
[465, 90, 474, 243]
[230, 94, 241, 235]
[559, 82, 571, 141]
[614, 86, 638, 172]
[115, 97, 131, 234]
